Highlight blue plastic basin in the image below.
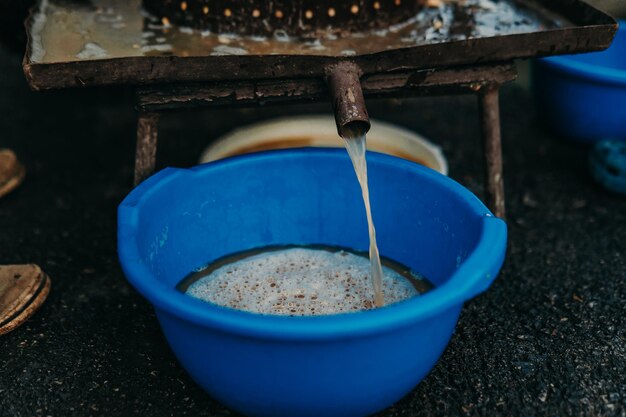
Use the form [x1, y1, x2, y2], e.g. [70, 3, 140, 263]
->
[532, 20, 625, 142]
[117, 148, 507, 417]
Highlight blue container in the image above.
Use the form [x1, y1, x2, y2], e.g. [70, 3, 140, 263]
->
[118, 149, 507, 417]
[590, 140, 626, 194]
[532, 20, 626, 143]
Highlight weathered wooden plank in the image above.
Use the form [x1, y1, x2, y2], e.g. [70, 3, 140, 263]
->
[134, 64, 517, 112]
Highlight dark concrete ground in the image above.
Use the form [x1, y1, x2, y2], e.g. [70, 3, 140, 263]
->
[0, 43, 625, 417]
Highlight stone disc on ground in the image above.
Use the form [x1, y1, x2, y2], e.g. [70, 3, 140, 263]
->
[0, 149, 25, 198]
[0, 264, 51, 336]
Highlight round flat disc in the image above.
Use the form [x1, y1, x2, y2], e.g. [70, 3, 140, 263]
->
[0, 149, 26, 198]
[0, 265, 51, 336]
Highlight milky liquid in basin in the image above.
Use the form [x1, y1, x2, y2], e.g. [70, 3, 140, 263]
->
[181, 247, 431, 316]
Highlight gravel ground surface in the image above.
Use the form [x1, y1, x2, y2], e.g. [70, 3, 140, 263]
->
[0, 47, 624, 417]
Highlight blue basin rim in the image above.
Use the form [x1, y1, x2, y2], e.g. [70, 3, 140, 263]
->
[118, 149, 507, 341]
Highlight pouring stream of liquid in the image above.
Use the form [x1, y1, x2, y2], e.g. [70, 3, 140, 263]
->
[342, 133, 384, 307]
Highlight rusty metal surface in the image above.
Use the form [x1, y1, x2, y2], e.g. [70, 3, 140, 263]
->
[326, 62, 370, 138]
[22, 0, 616, 90]
[135, 64, 517, 112]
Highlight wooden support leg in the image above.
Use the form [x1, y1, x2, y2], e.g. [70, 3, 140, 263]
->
[134, 112, 159, 186]
[479, 86, 506, 219]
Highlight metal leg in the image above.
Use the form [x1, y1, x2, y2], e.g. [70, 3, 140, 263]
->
[134, 112, 159, 186]
[479, 86, 506, 219]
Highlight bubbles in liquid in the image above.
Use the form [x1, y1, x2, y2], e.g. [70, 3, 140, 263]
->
[185, 248, 420, 316]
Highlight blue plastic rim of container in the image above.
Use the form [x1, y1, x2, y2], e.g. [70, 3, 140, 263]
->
[532, 20, 625, 143]
[117, 148, 507, 417]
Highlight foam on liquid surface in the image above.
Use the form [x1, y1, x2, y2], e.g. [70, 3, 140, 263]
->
[185, 248, 419, 316]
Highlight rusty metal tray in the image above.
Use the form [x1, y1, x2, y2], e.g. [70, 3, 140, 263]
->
[23, 0, 617, 90]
